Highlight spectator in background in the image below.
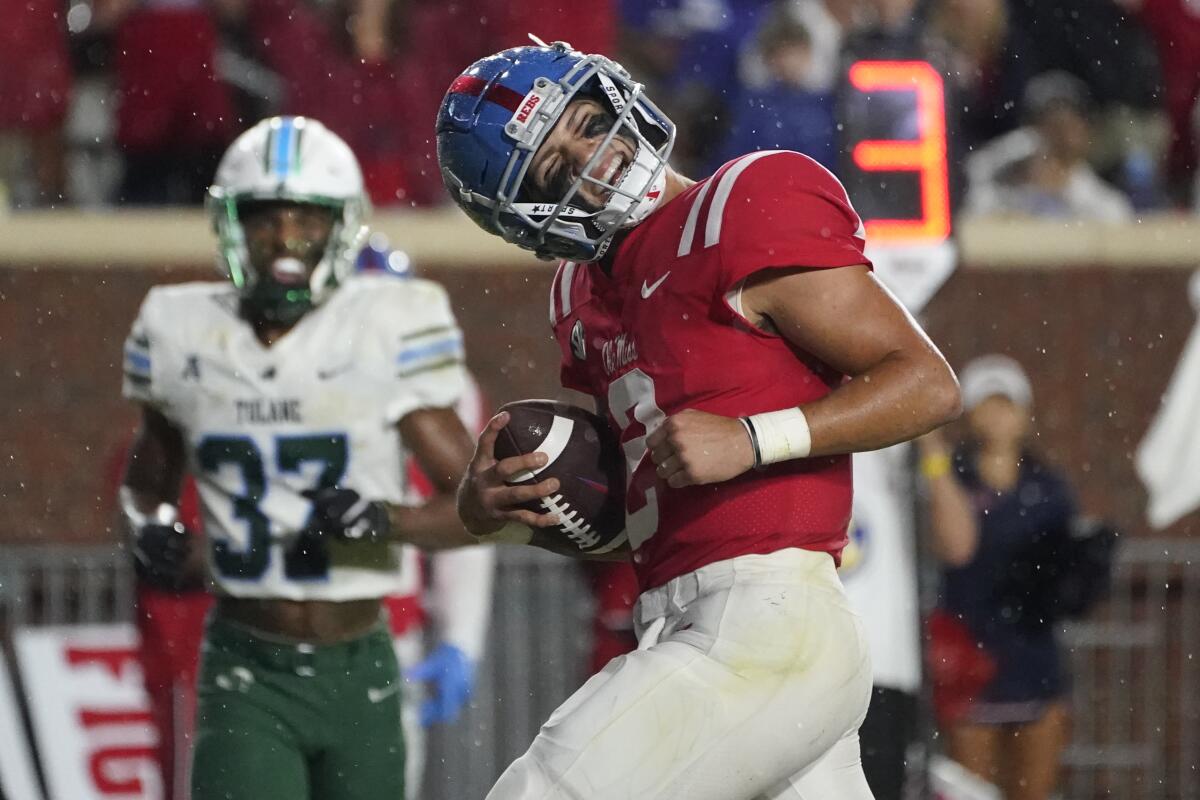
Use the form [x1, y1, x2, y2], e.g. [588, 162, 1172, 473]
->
[615, 0, 689, 105]
[710, 4, 838, 170]
[1195, 98, 1200, 211]
[248, 0, 616, 208]
[924, 355, 1075, 800]
[1119, 0, 1200, 208]
[1006, 0, 1161, 117]
[104, 0, 238, 204]
[963, 70, 1134, 221]
[924, 0, 1035, 153]
[0, 0, 72, 207]
[655, 0, 778, 175]
[245, 0, 425, 206]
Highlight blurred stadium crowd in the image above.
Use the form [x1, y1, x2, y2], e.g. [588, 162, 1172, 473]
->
[0, 0, 1198, 215]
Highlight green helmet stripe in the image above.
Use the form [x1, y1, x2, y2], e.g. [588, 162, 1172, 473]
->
[292, 124, 304, 174]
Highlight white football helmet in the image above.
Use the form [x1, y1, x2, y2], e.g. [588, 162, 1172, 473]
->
[207, 117, 370, 321]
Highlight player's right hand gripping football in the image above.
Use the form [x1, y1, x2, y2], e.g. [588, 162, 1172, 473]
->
[456, 411, 561, 539]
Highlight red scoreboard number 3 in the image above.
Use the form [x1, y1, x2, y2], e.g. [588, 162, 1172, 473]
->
[848, 61, 950, 244]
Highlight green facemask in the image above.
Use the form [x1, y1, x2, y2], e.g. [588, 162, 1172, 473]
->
[240, 279, 314, 326]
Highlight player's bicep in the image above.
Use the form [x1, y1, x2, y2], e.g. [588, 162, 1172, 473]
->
[123, 405, 187, 506]
[397, 406, 477, 495]
[742, 264, 937, 377]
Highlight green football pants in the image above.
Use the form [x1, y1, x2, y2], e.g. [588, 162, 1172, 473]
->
[191, 616, 406, 800]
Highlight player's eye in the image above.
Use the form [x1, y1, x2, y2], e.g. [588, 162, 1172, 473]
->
[583, 111, 615, 140]
[539, 156, 558, 191]
[551, 162, 569, 194]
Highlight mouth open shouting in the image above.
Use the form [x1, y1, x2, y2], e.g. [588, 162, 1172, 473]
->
[524, 98, 638, 213]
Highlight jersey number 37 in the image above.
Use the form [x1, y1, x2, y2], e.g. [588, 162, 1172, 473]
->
[197, 433, 347, 580]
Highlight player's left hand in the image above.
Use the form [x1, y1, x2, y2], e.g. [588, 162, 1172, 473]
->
[404, 643, 475, 727]
[303, 486, 391, 543]
[647, 409, 757, 488]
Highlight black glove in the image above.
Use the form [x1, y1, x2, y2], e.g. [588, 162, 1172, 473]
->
[303, 487, 391, 543]
[131, 520, 194, 591]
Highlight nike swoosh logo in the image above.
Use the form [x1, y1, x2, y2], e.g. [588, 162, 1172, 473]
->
[367, 682, 401, 703]
[641, 272, 671, 299]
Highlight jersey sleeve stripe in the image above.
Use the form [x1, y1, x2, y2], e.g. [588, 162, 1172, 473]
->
[123, 371, 151, 387]
[559, 261, 578, 318]
[549, 261, 564, 323]
[401, 324, 458, 342]
[124, 348, 151, 374]
[397, 336, 464, 367]
[397, 357, 466, 379]
[676, 177, 715, 258]
[703, 150, 784, 250]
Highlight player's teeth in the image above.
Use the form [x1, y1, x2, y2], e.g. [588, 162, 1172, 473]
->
[601, 158, 621, 184]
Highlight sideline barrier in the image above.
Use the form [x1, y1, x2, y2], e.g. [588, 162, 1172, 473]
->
[0, 545, 593, 800]
[0, 209, 1197, 269]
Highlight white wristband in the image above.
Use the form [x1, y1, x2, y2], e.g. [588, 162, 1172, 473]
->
[744, 408, 812, 466]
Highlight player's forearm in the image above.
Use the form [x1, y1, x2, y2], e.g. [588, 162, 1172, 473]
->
[123, 444, 181, 510]
[388, 496, 480, 550]
[123, 406, 186, 508]
[803, 349, 961, 457]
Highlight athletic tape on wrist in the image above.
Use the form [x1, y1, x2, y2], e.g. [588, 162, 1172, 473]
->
[745, 408, 812, 465]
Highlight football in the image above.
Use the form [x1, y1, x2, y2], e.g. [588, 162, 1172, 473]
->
[493, 399, 627, 557]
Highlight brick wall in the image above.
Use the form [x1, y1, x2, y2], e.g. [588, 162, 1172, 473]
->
[922, 266, 1196, 537]
[1, 262, 1195, 543]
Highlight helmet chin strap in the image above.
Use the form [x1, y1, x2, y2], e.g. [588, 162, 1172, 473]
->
[596, 143, 668, 231]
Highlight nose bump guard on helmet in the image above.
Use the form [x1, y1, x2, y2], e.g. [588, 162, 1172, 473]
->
[436, 42, 675, 262]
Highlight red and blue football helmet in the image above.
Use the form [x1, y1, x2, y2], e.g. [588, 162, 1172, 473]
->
[436, 41, 675, 262]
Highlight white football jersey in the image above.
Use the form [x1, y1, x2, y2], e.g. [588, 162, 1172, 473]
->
[123, 274, 468, 601]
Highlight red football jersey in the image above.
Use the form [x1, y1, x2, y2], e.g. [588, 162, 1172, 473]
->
[549, 151, 871, 590]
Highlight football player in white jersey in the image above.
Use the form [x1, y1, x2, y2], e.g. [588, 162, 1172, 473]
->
[120, 116, 479, 800]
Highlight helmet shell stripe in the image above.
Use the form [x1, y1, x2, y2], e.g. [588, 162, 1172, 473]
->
[266, 117, 303, 179]
[447, 74, 523, 113]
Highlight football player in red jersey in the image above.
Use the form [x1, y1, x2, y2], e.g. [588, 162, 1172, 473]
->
[437, 41, 961, 800]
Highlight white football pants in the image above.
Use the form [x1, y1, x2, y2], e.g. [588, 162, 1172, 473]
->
[487, 548, 876, 800]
